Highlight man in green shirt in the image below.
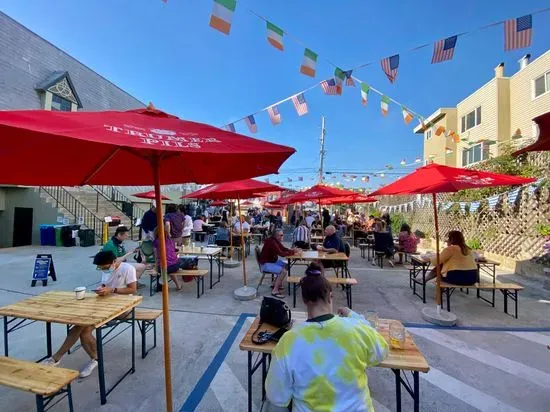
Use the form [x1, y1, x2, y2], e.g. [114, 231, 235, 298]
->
[103, 226, 146, 286]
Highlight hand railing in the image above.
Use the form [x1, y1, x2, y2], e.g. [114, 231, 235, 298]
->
[39, 186, 104, 242]
[90, 185, 146, 223]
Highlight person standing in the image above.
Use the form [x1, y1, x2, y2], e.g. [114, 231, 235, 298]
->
[322, 208, 331, 229]
[181, 206, 193, 247]
[266, 263, 388, 411]
[140, 205, 157, 241]
[164, 204, 185, 246]
[292, 217, 310, 250]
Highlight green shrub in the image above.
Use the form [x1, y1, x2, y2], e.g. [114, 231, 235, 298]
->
[466, 238, 482, 250]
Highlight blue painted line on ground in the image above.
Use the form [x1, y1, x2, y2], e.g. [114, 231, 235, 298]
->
[404, 322, 550, 332]
[180, 312, 256, 412]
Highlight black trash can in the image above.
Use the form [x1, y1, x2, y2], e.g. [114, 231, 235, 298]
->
[61, 226, 76, 247]
[78, 229, 95, 247]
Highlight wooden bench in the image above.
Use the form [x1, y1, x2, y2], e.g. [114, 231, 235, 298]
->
[145, 269, 209, 298]
[407, 262, 431, 303]
[135, 309, 162, 359]
[287, 276, 358, 309]
[0, 356, 78, 412]
[440, 281, 524, 318]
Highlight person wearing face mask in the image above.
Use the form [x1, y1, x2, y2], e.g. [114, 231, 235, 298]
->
[40, 251, 137, 378]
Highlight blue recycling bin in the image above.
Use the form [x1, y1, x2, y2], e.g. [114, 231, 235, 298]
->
[39, 224, 56, 246]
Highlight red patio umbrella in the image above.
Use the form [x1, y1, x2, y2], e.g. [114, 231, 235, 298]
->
[0, 106, 295, 411]
[512, 112, 550, 156]
[284, 184, 358, 204]
[132, 190, 170, 200]
[182, 179, 285, 293]
[370, 163, 535, 321]
[320, 194, 377, 205]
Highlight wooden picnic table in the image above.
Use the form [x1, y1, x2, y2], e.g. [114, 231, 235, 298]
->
[239, 312, 429, 412]
[179, 246, 223, 289]
[285, 250, 349, 278]
[0, 291, 142, 405]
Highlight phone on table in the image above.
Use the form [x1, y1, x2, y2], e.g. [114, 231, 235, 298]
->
[269, 327, 289, 342]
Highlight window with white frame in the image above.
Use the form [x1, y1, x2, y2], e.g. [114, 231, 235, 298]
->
[51, 94, 72, 111]
[461, 107, 481, 133]
[425, 129, 432, 140]
[534, 71, 550, 98]
[462, 142, 489, 166]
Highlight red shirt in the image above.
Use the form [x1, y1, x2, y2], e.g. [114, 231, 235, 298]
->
[259, 237, 293, 265]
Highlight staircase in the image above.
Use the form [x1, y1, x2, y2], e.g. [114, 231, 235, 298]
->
[38, 185, 147, 243]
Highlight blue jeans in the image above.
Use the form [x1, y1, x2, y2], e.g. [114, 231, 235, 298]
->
[261, 258, 286, 275]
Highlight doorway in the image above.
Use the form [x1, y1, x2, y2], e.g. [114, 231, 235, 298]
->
[13, 207, 33, 247]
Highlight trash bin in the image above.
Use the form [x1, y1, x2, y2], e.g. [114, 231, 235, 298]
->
[61, 226, 75, 247]
[78, 229, 95, 247]
[40, 224, 56, 246]
[55, 226, 64, 246]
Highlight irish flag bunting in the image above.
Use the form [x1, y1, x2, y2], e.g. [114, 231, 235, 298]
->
[402, 107, 413, 124]
[360, 83, 370, 106]
[334, 67, 345, 86]
[381, 95, 390, 116]
[300, 48, 317, 77]
[209, 0, 236, 35]
[267, 22, 284, 51]
[435, 125, 446, 136]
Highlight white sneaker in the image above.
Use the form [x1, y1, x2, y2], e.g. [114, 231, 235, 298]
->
[388, 259, 395, 268]
[79, 359, 98, 378]
[41, 357, 60, 367]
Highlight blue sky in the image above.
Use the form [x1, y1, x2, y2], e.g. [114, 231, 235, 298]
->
[2, 0, 550, 190]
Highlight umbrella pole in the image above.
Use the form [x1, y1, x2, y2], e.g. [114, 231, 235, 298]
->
[433, 192, 441, 308]
[153, 166, 173, 412]
[237, 195, 247, 286]
[229, 201, 233, 258]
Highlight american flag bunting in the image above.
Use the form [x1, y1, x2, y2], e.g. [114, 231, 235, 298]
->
[504, 15, 532, 51]
[432, 35, 457, 63]
[292, 93, 308, 116]
[321, 79, 341, 95]
[267, 105, 281, 125]
[245, 115, 257, 133]
[380, 54, 399, 83]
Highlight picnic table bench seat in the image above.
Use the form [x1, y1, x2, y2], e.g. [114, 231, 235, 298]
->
[439, 281, 524, 318]
[143, 268, 208, 298]
[134, 309, 162, 359]
[0, 356, 78, 412]
[286, 276, 358, 309]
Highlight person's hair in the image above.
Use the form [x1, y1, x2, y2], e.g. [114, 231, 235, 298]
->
[166, 204, 177, 214]
[400, 223, 411, 235]
[374, 220, 386, 232]
[219, 221, 227, 229]
[93, 251, 116, 266]
[369, 215, 374, 219]
[115, 226, 129, 236]
[301, 263, 331, 304]
[273, 229, 283, 238]
[448, 230, 470, 255]
[178, 204, 186, 213]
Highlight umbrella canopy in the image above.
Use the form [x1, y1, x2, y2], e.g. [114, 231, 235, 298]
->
[284, 184, 358, 204]
[209, 200, 227, 207]
[370, 163, 535, 311]
[369, 163, 535, 196]
[319, 194, 377, 205]
[0, 106, 295, 412]
[132, 190, 170, 200]
[0, 108, 295, 185]
[181, 179, 284, 200]
[512, 112, 550, 156]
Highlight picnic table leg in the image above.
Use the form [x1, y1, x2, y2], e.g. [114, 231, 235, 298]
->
[503, 290, 508, 315]
[261, 353, 267, 400]
[247, 351, 253, 412]
[422, 266, 427, 304]
[515, 291, 518, 319]
[67, 383, 74, 412]
[46, 322, 52, 358]
[413, 371, 420, 412]
[3, 316, 8, 356]
[393, 369, 402, 412]
[96, 325, 107, 405]
[293, 283, 297, 308]
[131, 308, 136, 374]
[209, 257, 213, 289]
[35, 395, 45, 412]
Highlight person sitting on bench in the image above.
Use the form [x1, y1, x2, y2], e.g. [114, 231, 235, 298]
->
[317, 225, 345, 270]
[427, 230, 478, 286]
[396, 223, 419, 264]
[41, 251, 137, 378]
[265, 263, 388, 411]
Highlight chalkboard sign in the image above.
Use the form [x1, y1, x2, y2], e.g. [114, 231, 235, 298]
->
[31, 254, 57, 287]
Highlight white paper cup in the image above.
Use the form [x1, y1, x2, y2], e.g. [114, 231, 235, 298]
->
[74, 286, 86, 300]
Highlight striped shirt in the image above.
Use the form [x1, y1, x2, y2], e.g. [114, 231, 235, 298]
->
[266, 310, 389, 411]
[293, 225, 310, 244]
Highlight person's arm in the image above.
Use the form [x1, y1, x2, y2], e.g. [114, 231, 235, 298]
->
[265, 336, 293, 408]
[431, 246, 453, 266]
[164, 221, 171, 237]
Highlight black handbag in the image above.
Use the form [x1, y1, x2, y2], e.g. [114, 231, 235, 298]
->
[260, 296, 291, 327]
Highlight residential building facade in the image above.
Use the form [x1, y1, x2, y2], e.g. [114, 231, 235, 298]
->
[415, 50, 550, 167]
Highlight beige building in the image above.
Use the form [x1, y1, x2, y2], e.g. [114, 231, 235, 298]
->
[415, 50, 550, 167]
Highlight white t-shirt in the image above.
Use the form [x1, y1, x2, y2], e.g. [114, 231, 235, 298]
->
[233, 221, 250, 233]
[102, 262, 137, 289]
[193, 219, 204, 232]
[183, 215, 193, 237]
[305, 216, 315, 228]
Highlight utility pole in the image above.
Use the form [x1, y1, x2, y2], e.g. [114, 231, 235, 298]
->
[318, 116, 326, 184]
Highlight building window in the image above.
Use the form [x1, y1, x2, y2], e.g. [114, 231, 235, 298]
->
[534, 71, 550, 98]
[51, 94, 72, 111]
[425, 129, 432, 140]
[461, 107, 481, 133]
[462, 142, 489, 166]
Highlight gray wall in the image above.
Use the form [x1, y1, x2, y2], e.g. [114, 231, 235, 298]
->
[0, 11, 145, 110]
[0, 187, 59, 248]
